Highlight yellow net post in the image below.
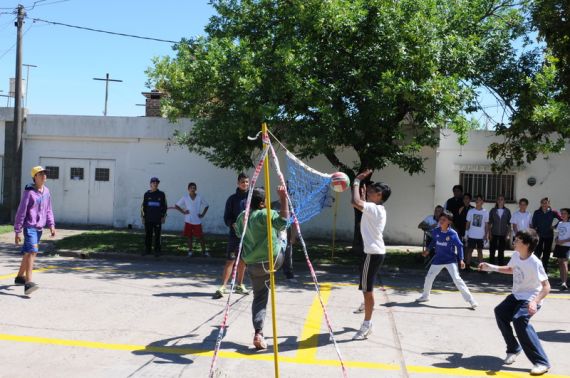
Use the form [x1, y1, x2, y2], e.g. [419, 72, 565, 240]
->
[262, 122, 280, 377]
[331, 191, 338, 262]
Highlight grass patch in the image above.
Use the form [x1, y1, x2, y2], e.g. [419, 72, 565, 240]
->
[0, 225, 13, 234]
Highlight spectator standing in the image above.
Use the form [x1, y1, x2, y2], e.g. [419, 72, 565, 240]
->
[488, 195, 512, 266]
[141, 177, 167, 258]
[554, 208, 570, 290]
[465, 194, 489, 270]
[444, 185, 464, 229]
[531, 197, 561, 272]
[175, 182, 210, 257]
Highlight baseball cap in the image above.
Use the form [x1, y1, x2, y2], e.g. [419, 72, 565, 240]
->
[150, 177, 160, 183]
[31, 166, 47, 178]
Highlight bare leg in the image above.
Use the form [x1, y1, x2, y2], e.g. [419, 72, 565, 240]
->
[187, 237, 193, 251]
[199, 237, 206, 253]
[363, 291, 374, 321]
[25, 253, 37, 283]
[465, 247, 473, 266]
[559, 258, 568, 285]
[17, 254, 28, 278]
[476, 247, 483, 264]
[237, 259, 246, 285]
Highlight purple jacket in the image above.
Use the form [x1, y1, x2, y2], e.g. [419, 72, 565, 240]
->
[14, 184, 55, 234]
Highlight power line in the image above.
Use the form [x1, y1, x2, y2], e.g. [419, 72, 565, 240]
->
[0, 23, 33, 61]
[30, 17, 179, 44]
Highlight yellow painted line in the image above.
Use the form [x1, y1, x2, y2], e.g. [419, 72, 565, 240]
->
[1, 333, 569, 377]
[0, 265, 58, 280]
[296, 283, 332, 361]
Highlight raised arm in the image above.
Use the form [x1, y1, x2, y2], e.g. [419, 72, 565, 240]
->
[351, 169, 372, 212]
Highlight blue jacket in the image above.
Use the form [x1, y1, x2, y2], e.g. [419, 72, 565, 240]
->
[224, 188, 248, 237]
[428, 227, 464, 265]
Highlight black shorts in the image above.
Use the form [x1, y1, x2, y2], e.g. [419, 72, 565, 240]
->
[553, 245, 570, 259]
[467, 238, 484, 249]
[226, 235, 240, 260]
[358, 254, 385, 292]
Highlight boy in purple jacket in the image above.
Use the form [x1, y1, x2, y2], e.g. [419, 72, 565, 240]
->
[14, 166, 56, 295]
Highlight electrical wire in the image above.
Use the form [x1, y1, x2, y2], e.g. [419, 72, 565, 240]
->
[30, 17, 179, 44]
[0, 23, 33, 61]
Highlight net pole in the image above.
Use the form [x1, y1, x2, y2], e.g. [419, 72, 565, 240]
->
[262, 122, 280, 378]
[331, 191, 338, 262]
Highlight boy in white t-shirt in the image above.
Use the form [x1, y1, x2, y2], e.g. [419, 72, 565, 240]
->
[351, 169, 391, 340]
[175, 182, 210, 257]
[554, 208, 570, 290]
[479, 229, 551, 376]
[465, 194, 489, 270]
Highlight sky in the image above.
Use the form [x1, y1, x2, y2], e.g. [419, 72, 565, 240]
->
[0, 0, 215, 116]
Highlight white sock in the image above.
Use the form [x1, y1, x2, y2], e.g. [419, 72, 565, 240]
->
[362, 320, 371, 327]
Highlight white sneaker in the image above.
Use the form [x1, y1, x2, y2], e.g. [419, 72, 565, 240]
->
[187, 251, 193, 257]
[469, 301, 478, 309]
[530, 364, 549, 375]
[504, 351, 521, 365]
[352, 322, 372, 340]
[203, 251, 210, 257]
[415, 295, 429, 303]
[353, 303, 365, 314]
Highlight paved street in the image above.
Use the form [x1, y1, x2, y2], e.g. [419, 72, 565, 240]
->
[1, 241, 569, 378]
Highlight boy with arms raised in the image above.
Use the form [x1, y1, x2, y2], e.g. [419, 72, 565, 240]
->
[351, 169, 391, 340]
[479, 229, 551, 376]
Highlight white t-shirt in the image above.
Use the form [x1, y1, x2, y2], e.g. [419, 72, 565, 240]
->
[360, 202, 386, 255]
[422, 215, 438, 228]
[466, 208, 489, 239]
[508, 251, 548, 303]
[176, 194, 209, 225]
[557, 221, 570, 247]
[511, 210, 532, 232]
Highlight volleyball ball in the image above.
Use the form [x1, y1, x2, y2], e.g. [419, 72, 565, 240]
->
[330, 172, 350, 192]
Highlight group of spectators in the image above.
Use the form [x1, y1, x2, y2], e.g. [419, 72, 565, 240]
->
[418, 185, 569, 290]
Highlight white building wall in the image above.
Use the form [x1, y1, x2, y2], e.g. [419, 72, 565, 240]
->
[21, 114, 437, 244]
[436, 130, 570, 214]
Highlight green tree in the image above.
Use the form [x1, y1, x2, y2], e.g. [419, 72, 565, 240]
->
[488, 0, 570, 171]
[147, 0, 531, 177]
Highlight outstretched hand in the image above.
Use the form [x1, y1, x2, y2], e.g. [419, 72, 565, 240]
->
[355, 169, 373, 181]
[277, 185, 287, 198]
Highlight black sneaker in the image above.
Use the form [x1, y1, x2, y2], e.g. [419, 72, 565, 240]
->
[14, 276, 26, 285]
[24, 282, 39, 295]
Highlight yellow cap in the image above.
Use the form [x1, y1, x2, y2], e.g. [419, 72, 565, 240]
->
[30, 166, 47, 178]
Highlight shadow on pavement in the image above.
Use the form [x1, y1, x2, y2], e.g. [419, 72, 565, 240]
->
[537, 329, 570, 343]
[423, 351, 529, 373]
[0, 284, 29, 299]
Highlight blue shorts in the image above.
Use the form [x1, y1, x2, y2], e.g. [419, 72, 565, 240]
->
[21, 228, 43, 253]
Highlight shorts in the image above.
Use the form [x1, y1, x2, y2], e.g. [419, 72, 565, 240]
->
[358, 254, 385, 292]
[183, 223, 203, 238]
[553, 245, 570, 259]
[467, 238, 484, 249]
[21, 227, 43, 253]
[226, 234, 240, 260]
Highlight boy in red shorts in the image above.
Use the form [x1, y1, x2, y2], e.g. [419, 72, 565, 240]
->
[175, 182, 209, 257]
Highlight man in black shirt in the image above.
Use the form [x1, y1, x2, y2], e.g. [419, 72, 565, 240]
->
[445, 185, 464, 231]
[141, 177, 167, 257]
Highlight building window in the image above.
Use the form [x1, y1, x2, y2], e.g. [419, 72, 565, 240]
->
[460, 172, 516, 203]
[45, 166, 59, 180]
[95, 168, 110, 182]
[70, 167, 84, 181]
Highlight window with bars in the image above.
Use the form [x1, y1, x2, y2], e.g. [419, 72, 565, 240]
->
[459, 172, 516, 203]
[70, 167, 84, 181]
[95, 168, 110, 182]
[45, 166, 59, 180]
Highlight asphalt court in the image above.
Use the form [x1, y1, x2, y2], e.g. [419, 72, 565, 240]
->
[0, 251, 569, 377]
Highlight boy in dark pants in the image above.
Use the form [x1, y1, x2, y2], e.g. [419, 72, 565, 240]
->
[479, 229, 551, 376]
[141, 177, 167, 257]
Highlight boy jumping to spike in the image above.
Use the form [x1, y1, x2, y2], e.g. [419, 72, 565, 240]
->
[351, 169, 391, 340]
[479, 229, 551, 376]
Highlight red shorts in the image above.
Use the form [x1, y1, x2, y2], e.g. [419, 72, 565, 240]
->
[183, 223, 203, 238]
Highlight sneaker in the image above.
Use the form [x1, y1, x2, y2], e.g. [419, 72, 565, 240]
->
[212, 287, 226, 299]
[24, 282, 39, 295]
[352, 322, 373, 340]
[503, 350, 521, 365]
[530, 364, 549, 376]
[253, 333, 267, 350]
[235, 284, 249, 295]
[469, 301, 478, 310]
[415, 295, 429, 303]
[14, 276, 26, 285]
[203, 251, 210, 257]
[560, 283, 568, 291]
[187, 250, 193, 257]
[353, 302, 365, 314]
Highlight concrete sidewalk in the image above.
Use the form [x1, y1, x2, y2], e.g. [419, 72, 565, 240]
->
[0, 247, 569, 378]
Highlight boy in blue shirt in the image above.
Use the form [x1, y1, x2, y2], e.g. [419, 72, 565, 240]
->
[416, 210, 478, 309]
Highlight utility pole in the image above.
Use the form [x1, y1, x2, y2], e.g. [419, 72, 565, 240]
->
[3, 4, 26, 221]
[23, 63, 37, 108]
[93, 73, 122, 116]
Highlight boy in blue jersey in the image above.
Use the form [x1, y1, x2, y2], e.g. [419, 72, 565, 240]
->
[416, 210, 478, 309]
